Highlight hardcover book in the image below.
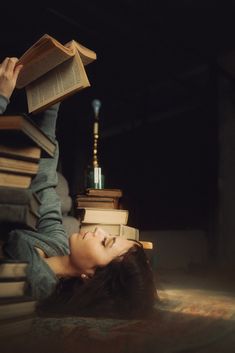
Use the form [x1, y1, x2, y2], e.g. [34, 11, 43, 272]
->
[76, 207, 129, 225]
[0, 145, 41, 163]
[75, 195, 119, 209]
[0, 171, 32, 189]
[86, 188, 123, 198]
[16, 34, 96, 113]
[0, 260, 28, 280]
[0, 281, 27, 298]
[0, 297, 36, 320]
[0, 156, 39, 176]
[0, 114, 56, 157]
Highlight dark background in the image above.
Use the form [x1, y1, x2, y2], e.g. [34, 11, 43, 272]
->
[1, 1, 234, 230]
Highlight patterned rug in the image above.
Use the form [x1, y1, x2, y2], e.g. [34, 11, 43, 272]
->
[3, 271, 235, 353]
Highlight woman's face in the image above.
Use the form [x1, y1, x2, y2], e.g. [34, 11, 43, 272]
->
[69, 227, 135, 276]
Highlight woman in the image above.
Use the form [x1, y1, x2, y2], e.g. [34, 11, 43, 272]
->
[0, 57, 157, 319]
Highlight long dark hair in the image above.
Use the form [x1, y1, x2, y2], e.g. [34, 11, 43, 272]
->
[38, 244, 157, 319]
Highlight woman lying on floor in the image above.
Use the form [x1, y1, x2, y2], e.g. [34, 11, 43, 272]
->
[0, 57, 157, 319]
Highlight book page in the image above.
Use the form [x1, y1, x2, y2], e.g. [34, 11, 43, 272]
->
[19, 34, 73, 61]
[66, 40, 97, 65]
[17, 47, 74, 89]
[26, 52, 90, 114]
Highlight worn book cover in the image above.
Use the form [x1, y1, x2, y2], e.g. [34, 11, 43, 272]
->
[0, 259, 28, 280]
[76, 207, 129, 225]
[0, 297, 36, 321]
[15, 34, 96, 113]
[0, 171, 32, 189]
[0, 281, 27, 298]
[0, 156, 39, 176]
[75, 195, 119, 209]
[0, 114, 56, 157]
[0, 145, 41, 163]
[86, 188, 123, 198]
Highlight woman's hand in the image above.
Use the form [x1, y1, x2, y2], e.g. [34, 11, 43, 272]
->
[0, 57, 23, 100]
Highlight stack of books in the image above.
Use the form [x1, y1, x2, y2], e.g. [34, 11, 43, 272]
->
[75, 188, 139, 241]
[0, 259, 36, 340]
[0, 114, 56, 230]
[76, 188, 123, 209]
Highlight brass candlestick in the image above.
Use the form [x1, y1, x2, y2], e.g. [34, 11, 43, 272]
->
[86, 99, 104, 189]
[92, 99, 101, 168]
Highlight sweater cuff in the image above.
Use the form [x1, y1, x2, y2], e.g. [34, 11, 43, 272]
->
[0, 94, 10, 114]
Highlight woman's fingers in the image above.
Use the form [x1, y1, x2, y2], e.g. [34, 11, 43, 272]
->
[5, 57, 19, 73]
[0, 57, 22, 99]
[13, 63, 23, 81]
[0, 57, 10, 71]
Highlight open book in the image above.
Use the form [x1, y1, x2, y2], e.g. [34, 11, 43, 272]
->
[16, 34, 97, 114]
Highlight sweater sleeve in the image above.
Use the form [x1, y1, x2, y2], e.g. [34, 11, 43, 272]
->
[4, 232, 59, 300]
[0, 94, 10, 114]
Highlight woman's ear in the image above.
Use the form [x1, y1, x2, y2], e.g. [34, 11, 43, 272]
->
[80, 271, 95, 281]
[80, 273, 89, 281]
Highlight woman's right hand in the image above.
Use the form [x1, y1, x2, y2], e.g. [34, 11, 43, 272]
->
[0, 57, 23, 100]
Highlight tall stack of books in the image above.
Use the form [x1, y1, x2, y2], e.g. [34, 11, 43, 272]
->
[0, 259, 36, 340]
[0, 114, 56, 231]
[0, 118, 54, 345]
[75, 188, 140, 241]
[0, 116, 48, 341]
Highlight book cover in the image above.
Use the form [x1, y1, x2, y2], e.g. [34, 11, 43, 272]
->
[17, 33, 96, 88]
[0, 144, 41, 162]
[0, 114, 56, 157]
[0, 281, 27, 298]
[0, 297, 36, 320]
[0, 171, 32, 189]
[76, 195, 118, 209]
[86, 188, 123, 198]
[76, 207, 129, 225]
[0, 260, 28, 280]
[14, 34, 96, 114]
[0, 156, 39, 176]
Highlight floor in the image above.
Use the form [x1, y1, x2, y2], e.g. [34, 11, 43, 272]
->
[2, 267, 235, 353]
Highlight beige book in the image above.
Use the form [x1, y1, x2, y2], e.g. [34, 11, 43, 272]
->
[0, 299, 36, 320]
[0, 172, 31, 188]
[0, 260, 28, 279]
[76, 207, 129, 225]
[16, 34, 96, 113]
[0, 145, 41, 162]
[80, 224, 139, 240]
[0, 281, 27, 298]
[0, 115, 56, 157]
[0, 156, 39, 175]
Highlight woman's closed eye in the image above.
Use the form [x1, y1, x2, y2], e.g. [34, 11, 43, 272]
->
[101, 237, 107, 247]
